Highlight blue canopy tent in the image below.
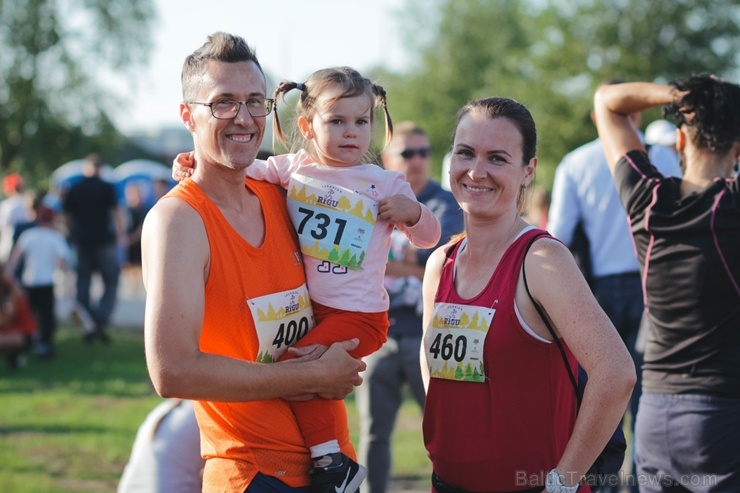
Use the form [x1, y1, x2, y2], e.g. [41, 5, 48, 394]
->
[113, 159, 176, 209]
[50, 159, 116, 192]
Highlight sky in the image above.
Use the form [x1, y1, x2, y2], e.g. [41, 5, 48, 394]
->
[112, 0, 409, 135]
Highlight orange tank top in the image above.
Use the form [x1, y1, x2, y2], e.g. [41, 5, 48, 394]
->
[167, 178, 354, 492]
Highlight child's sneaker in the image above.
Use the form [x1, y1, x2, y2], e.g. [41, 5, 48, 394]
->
[309, 452, 366, 493]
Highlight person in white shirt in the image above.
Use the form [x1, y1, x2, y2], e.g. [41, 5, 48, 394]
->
[117, 399, 204, 493]
[5, 205, 70, 358]
[0, 173, 32, 263]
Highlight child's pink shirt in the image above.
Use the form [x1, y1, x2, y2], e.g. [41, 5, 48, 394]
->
[247, 149, 441, 312]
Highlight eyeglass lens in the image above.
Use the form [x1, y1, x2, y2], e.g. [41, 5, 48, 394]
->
[211, 100, 273, 119]
[400, 148, 431, 159]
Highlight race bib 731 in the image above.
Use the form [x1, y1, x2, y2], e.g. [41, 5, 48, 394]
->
[286, 174, 378, 270]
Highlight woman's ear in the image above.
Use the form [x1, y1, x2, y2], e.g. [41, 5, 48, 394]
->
[524, 157, 537, 187]
[298, 116, 313, 140]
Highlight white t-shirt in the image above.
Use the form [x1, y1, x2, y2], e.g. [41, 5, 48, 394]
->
[14, 226, 70, 286]
[117, 399, 203, 493]
[0, 195, 31, 261]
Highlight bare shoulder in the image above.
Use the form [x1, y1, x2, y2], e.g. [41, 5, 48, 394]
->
[524, 235, 586, 298]
[425, 243, 450, 273]
[142, 197, 208, 262]
[145, 197, 202, 234]
[526, 236, 573, 267]
[422, 245, 451, 300]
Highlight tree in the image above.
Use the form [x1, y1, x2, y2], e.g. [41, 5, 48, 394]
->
[533, 0, 740, 175]
[373, 0, 537, 178]
[0, 0, 155, 183]
[373, 0, 740, 188]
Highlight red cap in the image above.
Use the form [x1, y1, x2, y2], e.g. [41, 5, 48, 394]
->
[2, 173, 23, 194]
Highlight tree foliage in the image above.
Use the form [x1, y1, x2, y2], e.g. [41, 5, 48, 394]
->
[374, 0, 740, 187]
[0, 0, 155, 184]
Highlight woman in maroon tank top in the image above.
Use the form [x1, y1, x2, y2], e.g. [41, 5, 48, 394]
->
[420, 97, 635, 493]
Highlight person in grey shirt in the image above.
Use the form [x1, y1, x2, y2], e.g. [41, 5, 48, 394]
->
[118, 399, 204, 493]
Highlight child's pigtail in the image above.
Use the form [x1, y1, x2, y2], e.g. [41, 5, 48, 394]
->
[272, 81, 305, 149]
[373, 84, 393, 148]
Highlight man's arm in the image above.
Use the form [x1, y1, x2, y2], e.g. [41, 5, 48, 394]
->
[416, 191, 464, 268]
[141, 198, 364, 402]
[547, 162, 580, 247]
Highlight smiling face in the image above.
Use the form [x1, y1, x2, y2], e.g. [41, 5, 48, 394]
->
[450, 111, 536, 219]
[180, 60, 267, 171]
[298, 88, 373, 168]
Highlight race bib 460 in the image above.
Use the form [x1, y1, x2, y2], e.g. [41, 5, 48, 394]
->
[424, 302, 493, 383]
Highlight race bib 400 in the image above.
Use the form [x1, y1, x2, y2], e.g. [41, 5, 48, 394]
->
[246, 284, 315, 362]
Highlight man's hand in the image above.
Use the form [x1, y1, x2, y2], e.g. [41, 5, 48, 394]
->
[378, 194, 422, 226]
[314, 339, 366, 400]
[172, 151, 196, 182]
[281, 339, 366, 401]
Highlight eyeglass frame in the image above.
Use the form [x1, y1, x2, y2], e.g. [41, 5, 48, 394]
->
[186, 98, 275, 119]
[398, 147, 432, 159]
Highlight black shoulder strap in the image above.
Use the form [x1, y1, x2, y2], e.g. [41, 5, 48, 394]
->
[521, 235, 580, 401]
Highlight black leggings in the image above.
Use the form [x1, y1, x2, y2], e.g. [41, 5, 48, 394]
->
[25, 285, 56, 346]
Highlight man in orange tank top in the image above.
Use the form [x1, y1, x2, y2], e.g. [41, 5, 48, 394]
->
[141, 32, 366, 493]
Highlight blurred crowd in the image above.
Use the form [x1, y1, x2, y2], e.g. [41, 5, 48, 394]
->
[0, 154, 174, 369]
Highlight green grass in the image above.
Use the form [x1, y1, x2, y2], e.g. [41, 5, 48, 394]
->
[0, 326, 430, 492]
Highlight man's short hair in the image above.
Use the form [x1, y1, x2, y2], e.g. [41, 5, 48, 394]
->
[85, 153, 104, 167]
[181, 32, 263, 101]
[390, 121, 427, 143]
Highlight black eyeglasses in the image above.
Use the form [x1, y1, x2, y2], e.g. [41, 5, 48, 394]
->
[187, 98, 275, 119]
[399, 147, 432, 159]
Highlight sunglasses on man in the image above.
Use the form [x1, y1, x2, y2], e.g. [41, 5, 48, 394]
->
[399, 147, 432, 159]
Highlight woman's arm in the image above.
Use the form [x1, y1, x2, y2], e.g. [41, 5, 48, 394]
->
[594, 82, 680, 174]
[520, 238, 636, 487]
[420, 246, 447, 392]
